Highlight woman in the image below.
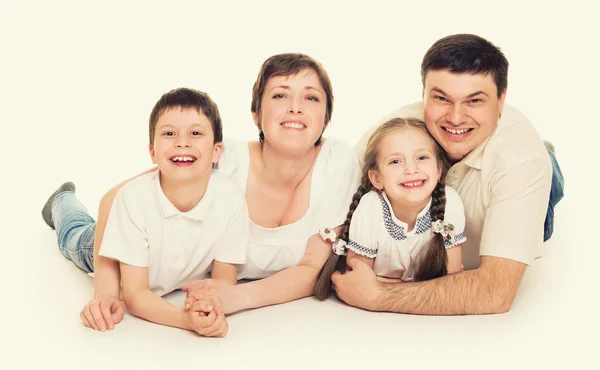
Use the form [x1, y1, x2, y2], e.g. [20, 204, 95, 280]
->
[43, 53, 360, 329]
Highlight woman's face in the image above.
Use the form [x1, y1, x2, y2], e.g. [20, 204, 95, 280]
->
[254, 68, 327, 154]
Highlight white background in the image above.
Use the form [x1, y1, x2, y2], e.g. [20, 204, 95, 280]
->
[1, 1, 598, 369]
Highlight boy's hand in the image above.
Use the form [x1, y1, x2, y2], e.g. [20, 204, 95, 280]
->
[184, 299, 229, 337]
[183, 279, 241, 314]
[80, 293, 124, 331]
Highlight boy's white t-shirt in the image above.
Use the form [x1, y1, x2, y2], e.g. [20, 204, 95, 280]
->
[216, 137, 361, 279]
[347, 187, 466, 281]
[98, 170, 248, 297]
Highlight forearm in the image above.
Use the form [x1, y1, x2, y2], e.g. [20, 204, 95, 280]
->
[92, 256, 121, 297]
[235, 265, 318, 312]
[91, 167, 157, 297]
[374, 268, 512, 315]
[125, 289, 188, 330]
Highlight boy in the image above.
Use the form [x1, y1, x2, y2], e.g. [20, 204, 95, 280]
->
[42, 88, 248, 336]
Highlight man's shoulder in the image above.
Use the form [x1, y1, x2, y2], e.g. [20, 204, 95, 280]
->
[487, 103, 550, 170]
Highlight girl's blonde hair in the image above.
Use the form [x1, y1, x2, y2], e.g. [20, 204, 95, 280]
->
[314, 117, 451, 300]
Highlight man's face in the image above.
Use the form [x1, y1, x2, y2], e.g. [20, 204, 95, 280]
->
[422, 70, 506, 162]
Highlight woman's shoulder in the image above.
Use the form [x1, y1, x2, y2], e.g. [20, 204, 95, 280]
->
[316, 137, 361, 173]
[215, 139, 250, 175]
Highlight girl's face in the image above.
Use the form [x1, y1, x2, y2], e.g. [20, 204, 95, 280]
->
[369, 127, 442, 210]
[253, 68, 327, 155]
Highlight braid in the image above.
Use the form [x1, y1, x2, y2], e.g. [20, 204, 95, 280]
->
[339, 175, 373, 241]
[313, 174, 373, 300]
[414, 179, 448, 281]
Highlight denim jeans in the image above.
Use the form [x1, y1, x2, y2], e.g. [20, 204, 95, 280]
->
[52, 191, 96, 273]
[544, 150, 565, 242]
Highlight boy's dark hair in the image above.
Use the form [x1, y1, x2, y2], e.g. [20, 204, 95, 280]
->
[251, 53, 333, 146]
[421, 34, 509, 98]
[148, 87, 223, 145]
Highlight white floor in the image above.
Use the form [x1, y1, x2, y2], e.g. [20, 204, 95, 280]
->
[3, 1, 598, 369]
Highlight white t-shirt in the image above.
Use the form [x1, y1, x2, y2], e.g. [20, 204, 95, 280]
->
[216, 137, 361, 279]
[98, 170, 249, 296]
[347, 187, 466, 281]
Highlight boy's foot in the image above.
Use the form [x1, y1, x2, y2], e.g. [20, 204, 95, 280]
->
[42, 182, 76, 230]
[543, 140, 556, 156]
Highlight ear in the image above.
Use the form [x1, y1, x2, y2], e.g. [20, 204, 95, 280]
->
[212, 142, 224, 164]
[149, 144, 156, 164]
[368, 169, 383, 190]
[497, 88, 507, 117]
[437, 162, 443, 182]
[252, 111, 260, 126]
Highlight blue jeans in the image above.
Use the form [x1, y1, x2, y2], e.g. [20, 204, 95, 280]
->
[544, 150, 564, 242]
[53, 191, 96, 273]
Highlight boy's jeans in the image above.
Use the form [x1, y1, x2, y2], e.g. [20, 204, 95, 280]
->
[52, 191, 95, 273]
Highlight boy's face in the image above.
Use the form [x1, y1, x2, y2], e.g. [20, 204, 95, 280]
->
[253, 68, 327, 153]
[149, 107, 222, 183]
[422, 70, 506, 162]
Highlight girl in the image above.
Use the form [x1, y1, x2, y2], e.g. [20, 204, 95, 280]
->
[314, 117, 466, 300]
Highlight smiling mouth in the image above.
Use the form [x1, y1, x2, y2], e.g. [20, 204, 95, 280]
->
[443, 127, 474, 135]
[280, 122, 306, 129]
[170, 155, 197, 164]
[400, 180, 426, 188]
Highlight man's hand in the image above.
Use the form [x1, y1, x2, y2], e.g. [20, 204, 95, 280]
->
[80, 293, 125, 331]
[331, 257, 383, 311]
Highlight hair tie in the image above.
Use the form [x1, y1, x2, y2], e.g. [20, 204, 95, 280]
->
[431, 220, 456, 243]
[318, 227, 347, 256]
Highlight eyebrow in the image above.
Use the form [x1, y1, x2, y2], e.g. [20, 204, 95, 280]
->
[431, 87, 489, 99]
[267, 85, 324, 95]
[157, 123, 207, 130]
[384, 149, 433, 158]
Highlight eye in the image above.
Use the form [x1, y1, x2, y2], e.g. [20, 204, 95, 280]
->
[191, 131, 202, 136]
[469, 98, 482, 104]
[389, 159, 401, 165]
[307, 95, 319, 102]
[435, 96, 447, 102]
[273, 93, 285, 99]
[417, 155, 428, 161]
[162, 131, 174, 136]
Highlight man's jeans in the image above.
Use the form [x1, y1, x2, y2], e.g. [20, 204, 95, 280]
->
[544, 150, 565, 242]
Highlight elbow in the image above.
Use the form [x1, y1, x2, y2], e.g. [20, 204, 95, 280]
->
[122, 290, 142, 316]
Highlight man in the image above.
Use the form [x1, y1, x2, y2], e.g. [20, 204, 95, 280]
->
[335, 33, 564, 315]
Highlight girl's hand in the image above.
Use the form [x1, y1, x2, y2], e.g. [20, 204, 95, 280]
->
[80, 294, 124, 331]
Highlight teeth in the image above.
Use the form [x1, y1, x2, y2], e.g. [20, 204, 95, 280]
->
[172, 156, 195, 162]
[445, 128, 470, 134]
[403, 180, 424, 187]
[281, 122, 304, 129]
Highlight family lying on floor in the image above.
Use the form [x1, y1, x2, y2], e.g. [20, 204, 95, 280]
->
[41, 33, 564, 337]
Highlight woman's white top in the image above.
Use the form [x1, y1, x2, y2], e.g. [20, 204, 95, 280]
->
[216, 138, 361, 279]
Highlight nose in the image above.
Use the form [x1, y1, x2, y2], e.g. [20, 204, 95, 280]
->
[288, 96, 303, 114]
[404, 158, 418, 175]
[446, 103, 467, 125]
[175, 137, 191, 148]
